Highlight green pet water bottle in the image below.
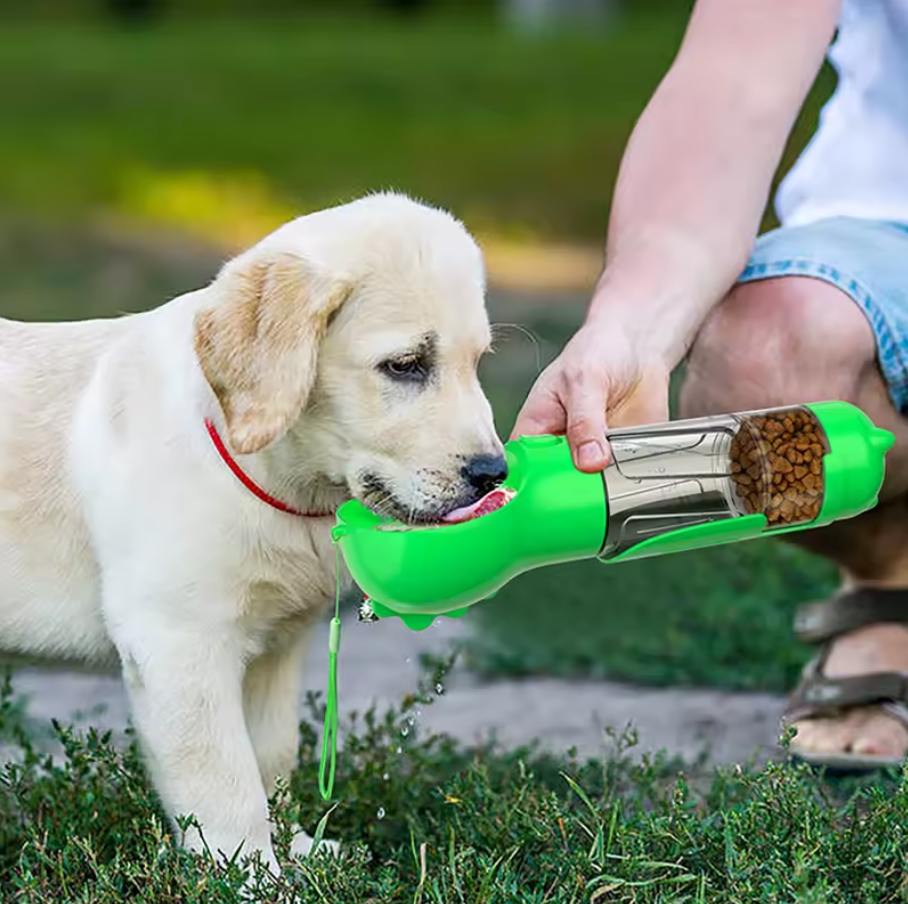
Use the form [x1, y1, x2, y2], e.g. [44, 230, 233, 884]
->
[332, 401, 893, 630]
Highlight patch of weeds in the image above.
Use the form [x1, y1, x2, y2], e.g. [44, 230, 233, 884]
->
[1, 667, 907, 901]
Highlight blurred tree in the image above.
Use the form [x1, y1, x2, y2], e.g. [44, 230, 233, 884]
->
[106, 0, 163, 24]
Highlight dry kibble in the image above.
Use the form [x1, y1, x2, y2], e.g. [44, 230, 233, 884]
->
[728, 407, 828, 528]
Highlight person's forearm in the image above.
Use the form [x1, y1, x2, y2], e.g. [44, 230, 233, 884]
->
[588, 0, 840, 367]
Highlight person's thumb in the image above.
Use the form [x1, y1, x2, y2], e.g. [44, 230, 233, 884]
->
[564, 382, 610, 473]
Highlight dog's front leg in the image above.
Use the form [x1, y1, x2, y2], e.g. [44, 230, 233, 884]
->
[111, 613, 279, 873]
[243, 623, 314, 798]
[243, 621, 338, 858]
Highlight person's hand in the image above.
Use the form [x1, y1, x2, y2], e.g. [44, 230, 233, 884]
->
[510, 319, 672, 473]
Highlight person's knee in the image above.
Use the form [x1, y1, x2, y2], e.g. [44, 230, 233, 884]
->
[679, 277, 877, 418]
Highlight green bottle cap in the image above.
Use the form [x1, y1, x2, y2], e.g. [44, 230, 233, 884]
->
[805, 401, 894, 524]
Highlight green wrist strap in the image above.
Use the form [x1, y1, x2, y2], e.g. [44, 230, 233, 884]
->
[318, 544, 342, 801]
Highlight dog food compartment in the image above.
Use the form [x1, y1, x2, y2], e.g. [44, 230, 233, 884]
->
[599, 406, 828, 559]
[727, 407, 828, 531]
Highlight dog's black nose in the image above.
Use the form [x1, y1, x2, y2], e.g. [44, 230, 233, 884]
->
[463, 454, 508, 496]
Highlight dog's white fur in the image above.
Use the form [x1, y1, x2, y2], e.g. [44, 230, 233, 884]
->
[0, 192, 502, 869]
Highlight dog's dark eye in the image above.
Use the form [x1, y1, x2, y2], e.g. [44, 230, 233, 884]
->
[379, 356, 428, 382]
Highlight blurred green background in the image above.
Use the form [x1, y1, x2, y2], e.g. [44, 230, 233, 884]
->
[0, 0, 839, 693]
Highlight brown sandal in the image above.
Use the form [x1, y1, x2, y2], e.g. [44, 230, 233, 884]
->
[783, 588, 908, 772]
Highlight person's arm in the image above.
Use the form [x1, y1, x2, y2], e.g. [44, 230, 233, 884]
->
[589, 0, 840, 366]
[512, 0, 840, 470]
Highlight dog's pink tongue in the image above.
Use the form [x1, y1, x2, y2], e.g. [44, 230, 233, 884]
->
[441, 487, 515, 524]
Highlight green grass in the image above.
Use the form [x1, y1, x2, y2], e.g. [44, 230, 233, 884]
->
[2, 670, 907, 903]
[0, 9, 833, 243]
[466, 534, 836, 693]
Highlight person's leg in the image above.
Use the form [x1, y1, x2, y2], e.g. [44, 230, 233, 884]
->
[679, 217, 908, 760]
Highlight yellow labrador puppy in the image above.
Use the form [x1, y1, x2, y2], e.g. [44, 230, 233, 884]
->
[0, 192, 505, 870]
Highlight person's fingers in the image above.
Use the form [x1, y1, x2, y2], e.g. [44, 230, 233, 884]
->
[510, 375, 566, 441]
[608, 372, 671, 430]
[563, 375, 610, 472]
[612, 394, 671, 430]
[509, 409, 557, 442]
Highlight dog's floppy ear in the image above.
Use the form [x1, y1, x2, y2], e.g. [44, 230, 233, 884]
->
[194, 250, 352, 455]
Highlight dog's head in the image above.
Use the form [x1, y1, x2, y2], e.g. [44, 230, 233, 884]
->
[193, 192, 505, 523]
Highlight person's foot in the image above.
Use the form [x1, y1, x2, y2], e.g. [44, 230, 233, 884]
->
[790, 621, 908, 758]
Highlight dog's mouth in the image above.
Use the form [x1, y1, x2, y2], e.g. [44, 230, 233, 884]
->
[359, 474, 515, 531]
[438, 487, 516, 524]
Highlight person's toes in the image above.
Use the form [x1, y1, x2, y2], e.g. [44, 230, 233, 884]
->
[848, 711, 908, 757]
[792, 710, 908, 758]
[789, 716, 859, 754]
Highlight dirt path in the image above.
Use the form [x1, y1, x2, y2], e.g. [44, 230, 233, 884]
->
[8, 611, 787, 769]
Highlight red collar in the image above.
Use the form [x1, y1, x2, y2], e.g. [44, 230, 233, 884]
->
[204, 419, 336, 518]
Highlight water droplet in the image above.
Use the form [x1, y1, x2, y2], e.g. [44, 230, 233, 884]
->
[405, 657, 411, 664]
[435, 683, 445, 695]
[377, 807, 386, 820]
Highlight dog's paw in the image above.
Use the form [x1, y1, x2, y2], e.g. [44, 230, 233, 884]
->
[290, 831, 340, 859]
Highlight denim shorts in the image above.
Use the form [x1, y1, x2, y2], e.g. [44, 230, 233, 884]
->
[737, 216, 908, 414]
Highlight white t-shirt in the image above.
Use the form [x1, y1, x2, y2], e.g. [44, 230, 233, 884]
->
[775, 0, 908, 227]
